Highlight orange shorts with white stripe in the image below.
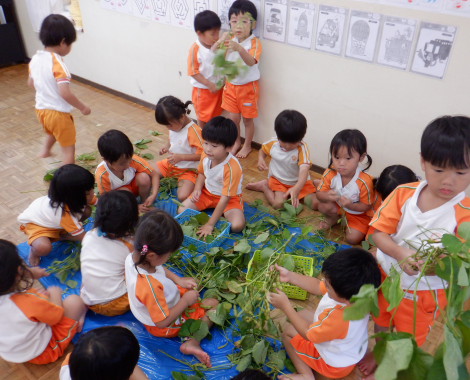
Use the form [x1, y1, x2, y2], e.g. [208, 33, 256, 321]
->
[221, 81, 259, 119]
[335, 203, 371, 235]
[192, 87, 223, 122]
[35, 109, 76, 147]
[192, 187, 244, 213]
[268, 177, 316, 199]
[156, 159, 198, 184]
[88, 293, 130, 317]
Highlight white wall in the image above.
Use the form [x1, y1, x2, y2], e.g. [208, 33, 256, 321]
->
[13, 0, 470, 177]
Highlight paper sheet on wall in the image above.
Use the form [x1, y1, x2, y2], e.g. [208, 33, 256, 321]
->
[150, 0, 171, 24]
[410, 22, 456, 79]
[381, 0, 443, 11]
[217, 0, 262, 37]
[442, 0, 470, 16]
[193, 0, 211, 17]
[314, 5, 348, 56]
[100, 0, 116, 11]
[132, 0, 152, 18]
[345, 10, 381, 62]
[286, 1, 315, 50]
[170, 0, 193, 29]
[263, 0, 288, 43]
[26, 0, 65, 32]
[376, 16, 417, 70]
[116, 0, 134, 14]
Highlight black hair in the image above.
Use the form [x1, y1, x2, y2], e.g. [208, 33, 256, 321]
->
[194, 10, 222, 33]
[202, 116, 238, 148]
[49, 164, 95, 217]
[155, 96, 192, 126]
[328, 129, 372, 171]
[94, 191, 139, 239]
[0, 240, 33, 296]
[322, 248, 381, 300]
[230, 369, 270, 380]
[229, 0, 258, 22]
[39, 14, 76, 47]
[274, 110, 307, 143]
[69, 326, 140, 380]
[421, 115, 470, 170]
[97, 130, 134, 164]
[133, 209, 183, 269]
[373, 165, 418, 200]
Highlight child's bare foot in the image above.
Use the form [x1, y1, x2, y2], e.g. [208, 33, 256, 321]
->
[318, 214, 337, 230]
[230, 142, 241, 156]
[236, 145, 252, 159]
[278, 374, 314, 380]
[358, 351, 377, 377]
[28, 250, 41, 266]
[38, 149, 54, 158]
[180, 338, 211, 368]
[245, 179, 269, 192]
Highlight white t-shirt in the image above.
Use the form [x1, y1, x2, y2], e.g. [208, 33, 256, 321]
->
[188, 40, 218, 89]
[168, 122, 204, 170]
[225, 34, 261, 85]
[197, 153, 243, 197]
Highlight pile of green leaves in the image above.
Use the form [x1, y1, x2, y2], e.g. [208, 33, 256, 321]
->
[46, 242, 81, 289]
[180, 212, 229, 243]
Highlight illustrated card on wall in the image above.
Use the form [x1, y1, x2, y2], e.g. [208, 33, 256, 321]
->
[193, 0, 210, 17]
[263, 0, 288, 43]
[442, 0, 470, 16]
[287, 1, 315, 50]
[170, 0, 193, 29]
[381, 0, 443, 12]
[217, 0, 262, 37]
[314, 5, 348, 56]
[150, 0, 171, 24]
[376, 16, 417, 70]
[100, 0, 116, 11]
[345, 10, 381, 62]
[132, 0, 152, 18]
[410, 22, 457, 79]
[116, 0, 134, 14]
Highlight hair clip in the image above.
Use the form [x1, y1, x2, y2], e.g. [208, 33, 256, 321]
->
[141, 245, 148, 255]
[96, 228, 107, 237]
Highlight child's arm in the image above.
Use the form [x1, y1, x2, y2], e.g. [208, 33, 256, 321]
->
[164, 268, 197, 289]
[211, 31, 230, 53]
[142, 170, 159, 207]
[192, 74, 218, 94]
[257, 149, 268, 171]
[285, 165, 310, 208]
[58, 231, 86, 242]
[227, 40, 256, 66]
[153, 290, 199, 329]
[190, 173, 206, 203]
[27, 76, 35, 90]
[197, 195, 230, 239]
[316, 189, 339, 203]
[338, 197, 371, 212]
[168, 153, 201, 166]
[58, 84, 91, 115]
[159, 140, 171, 156]
[275, 263, 322, 295]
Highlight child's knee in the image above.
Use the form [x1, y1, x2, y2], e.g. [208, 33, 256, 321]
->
[229, 218, 245, 233]
[31, 238, 52, 256]
[135, 173, 151, 187]
[345, 230, 365, 245]
[202, 298, 219, 308]
[282, 323, 297, 340]
[63, 295, 86, 320]
[317, 201, 334, 214]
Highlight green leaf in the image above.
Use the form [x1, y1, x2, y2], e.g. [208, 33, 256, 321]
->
[267, 318, 278, 337]
[301, 226, 313, 236]
[149, 130, 163, 136]
[368, 233, 376, 246]
[260, 247, 274, 262]
[443, 325, 465, 380]
[344, 284, 379, 320]
[236, 355, 252, 372]
[234, 239, 251, 253]
[241, 334, 255, 350]
[284, 358, 296, 373]
[284, 203, 296, 217]
[189, 319, 202, 334]
[226, 281, 243, 293]
[181, 225, 197, 238]
[171, 372, 188, 380]
[461, 310, 470, 328]
[194, 212, 210, 225]
[178, 320, 192, 338]
[254, 232, 269, 244]
[206, 303, 227, 326]
[456, 320, 470, 356]
[458, 265, 469, 287]
[141, 153, 154, 160]
[135, 144, 148, 150]
[282, 228, 291, 240]
[282, 255, 296, 272]
[457, 222, 470, 242]
[375, 339, 413, 380]
[387, 275, 405, 312]
[192, 321, 209, 341]
[442, 234, 465, 254]
[435, 256, 460, 284]
[295, 203, 303, 215]
[65, 280, 77, 289]
[218, 292, 236, 301]
[252, 340, 268, 365]
[362, 240, 370, 250]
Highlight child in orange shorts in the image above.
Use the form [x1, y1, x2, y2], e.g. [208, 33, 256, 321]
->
[178, 116, 246, 236]
[154, 96, 204, 201]
[316, 129, 374, 245]
[246, 110, 318, 211]
[28, 15, 91, 165]
[0, 240, 86, 365]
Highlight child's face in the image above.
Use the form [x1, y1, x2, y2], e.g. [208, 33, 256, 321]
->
[331, 146, 365, 178]
[166, 115, 186, 132]
[197, 28, 221, 48]
[85, 189, 95, 205]
[107, 155, 132, 173]
[278, 140, 300, 152]
[229, 12, 256, 41]
[145, 251, 171, 268]
[324, 278, 348, 304]
[203, 141, 231, 162]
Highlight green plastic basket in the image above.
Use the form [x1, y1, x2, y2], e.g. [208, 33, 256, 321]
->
[246, 250, 314, 300]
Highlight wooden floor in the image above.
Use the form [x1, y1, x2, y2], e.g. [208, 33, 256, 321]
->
[0, 64, 445, 380]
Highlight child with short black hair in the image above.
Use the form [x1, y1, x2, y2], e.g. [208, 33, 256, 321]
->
[188, 10, 223, 128]
[96, 129, 158, 213]
[246, 110, 318, 210]
[0, 239, 86, 365]
[125, 210, 218, 368]
[178, 116, 245, 235]
[29, 14, 91, 165]
[18, 164, 96, 266]
[154, 96, 204, 201]
[80, 190, 139, 317]
[269, 248, 381, 380]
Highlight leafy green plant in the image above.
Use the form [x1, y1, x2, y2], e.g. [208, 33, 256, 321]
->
[46, 242, 81, 288]
[180, 212, 229, 243]
[149, 130, 163, 136]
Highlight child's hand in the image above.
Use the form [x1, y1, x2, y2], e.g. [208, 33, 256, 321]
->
[138, 204, 150, 214]
[207, 82, 218, 94]
[159, 147, 168, 156]
[257, 158, 268, 171]
[176, 277, 198, 289]
[338, 196, 352, 209]
[285, 188, 300, 208]
[273, 263, 292, 283]
[267, 288, 290, 310]
[197, 224, 214, 240]
[190, 190, 201, 203]
[327, 190, 339, 202]
[226, 40, 241, 52]
[80, 105, 91, 115]
[29, 266, 49, 280]
[46, 286, 62, 299]
[142, 194, 157, 208]
[182, 289, 200, 306]
[218, 31, 230, 44]
[395, 247, 420, 276]
[168, 153, 183, 165]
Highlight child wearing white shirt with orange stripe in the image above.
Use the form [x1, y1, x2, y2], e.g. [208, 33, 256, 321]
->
[28, 15, 91, 165]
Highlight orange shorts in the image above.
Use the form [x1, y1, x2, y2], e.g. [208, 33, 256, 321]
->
[335, 204, 371, 235]
[291, 334, 355, 378]
[117, 177, 139, 196]
[221, 81, 259, 118]
[156, 159, 198, 184]
[373, 266, 447, 347]
[20, 223, 65, 245]
[192, 187, 244, 213]
[366, 225, 375, 241]
[268, 177, 316, 199]
[192, 87, 223, 122]
[29, 316, 77, 365]
[88, 292, 130, 317]
[36, 109, 76, 147]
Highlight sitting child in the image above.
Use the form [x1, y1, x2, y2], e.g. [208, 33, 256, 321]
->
[95, 129, 158, 213]
[154, 96, 204, 201]
[178, 116, 245, 236]
[80, 190, 139, 316]
[18, 164, 96, 266]
[269, 248, 381, 380]
[125, 210, 218, 368]
[0, 239, 86, 364]
[245, 110, 318, 210]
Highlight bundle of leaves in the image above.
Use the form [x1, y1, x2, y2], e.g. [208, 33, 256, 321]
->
[158, 176, 179, 200]
[46, 242, 81, 289]
[180, 212, 229, 243]
[212, 49, 248, 89]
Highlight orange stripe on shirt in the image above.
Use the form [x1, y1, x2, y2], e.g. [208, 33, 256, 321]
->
[222, 158, 242, 197]
[135, 275, 169, 324]
[317, 168, 335, 191]
[261, 139, 277, 157]
[248, 37, 262, 63]
[130, 155, 152, 174]
[187, 43, 200, 76]
[298, 142, 312, 166]
[187, 124, 204, 155]
[51, 53, 70, 84]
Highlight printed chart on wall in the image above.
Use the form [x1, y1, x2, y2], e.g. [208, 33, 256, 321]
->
[286, 1, 315, 49]
[132, 0, 152, 19]
[314, 5, 348, 56]
[217, 0, 262, 37]
[410, 22, 456, 79]
[169, 0, 193, 29]
[263, 0, 288, 43]
[150, 0, 171, 24]
[376, 16, 417, 70]
[116, 0, 133, 14]
[100, 0, 116, 11]
[193, 0, 210, 17]
[345, 10, 381, 62]
[442, 0, 470, 16]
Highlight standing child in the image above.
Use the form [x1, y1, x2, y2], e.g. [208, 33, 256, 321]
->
[0, 240, 86, 364]
[154, 96, 204, 202]
[214, 0, 261, 158]
[316, 129, 374, 245]
[178, 116, 245, 236]
[245, 110, 318, 210]
[359, 116, 470, 379]
[80, 191, 139, 316]
[188, 10, 223, 128]
[125, 210, 218, 368]
[18, 164, 96, 266]
[28, 14, 91, 165]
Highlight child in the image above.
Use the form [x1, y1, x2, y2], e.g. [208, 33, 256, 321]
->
[188, 10, 223, 128]
[245, 110, 318, 210]
[213, 0, 261, 158]
[178, 116, 245, 236]
[154, 96, 204, 202]
[125, 210, 218, 367]
[359, 116, 470, 379]
[28, 14, 91, 165]
[59, 326, 147, 380]
[80, 190, 139, 316]
[0, 239, 86, 364]
[269, 248, 381, 380]
[96, 129, 158, 213]
[18, 164, 96, 266]
[316, 129, 374, 245]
